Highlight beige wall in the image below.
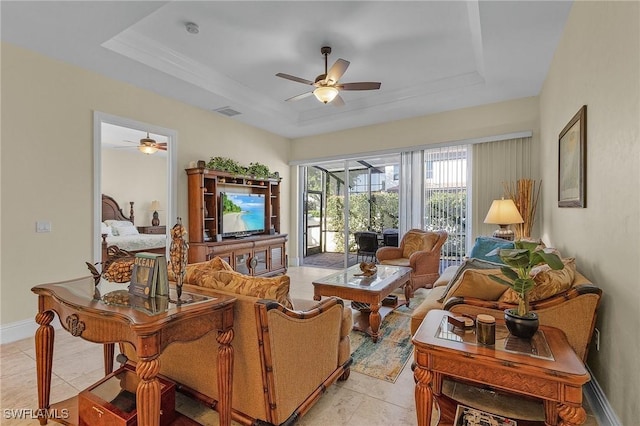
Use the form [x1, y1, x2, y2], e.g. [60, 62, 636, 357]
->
[102, 149, 167, 227]
[0, 43, 290, 325]
[540, 1, 639, 424]
[291, 97, 539, 162]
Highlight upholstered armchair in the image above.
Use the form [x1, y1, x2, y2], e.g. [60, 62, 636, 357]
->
[376, 229, 448, 296]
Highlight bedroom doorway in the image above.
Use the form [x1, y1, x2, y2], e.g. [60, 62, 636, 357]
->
[93, 112, 178, 264]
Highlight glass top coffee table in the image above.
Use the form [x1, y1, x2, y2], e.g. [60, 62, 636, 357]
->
[312, 264, 412, 342]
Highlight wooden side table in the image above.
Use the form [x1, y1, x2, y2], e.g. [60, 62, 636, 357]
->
[32, 277, 236, 426]
[137, 225, 167, 234]
[412, 310, 590, 426]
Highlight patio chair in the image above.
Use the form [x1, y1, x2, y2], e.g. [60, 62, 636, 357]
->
[354, 231, 379, 263]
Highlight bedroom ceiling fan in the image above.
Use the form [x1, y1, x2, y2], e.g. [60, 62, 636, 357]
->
[276, 46, 381, 106]
[118, 132, 167, 154]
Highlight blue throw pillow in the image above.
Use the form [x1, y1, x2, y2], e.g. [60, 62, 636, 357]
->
[469, 236, 515, 264]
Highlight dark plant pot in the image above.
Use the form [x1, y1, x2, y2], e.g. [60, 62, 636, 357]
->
[504, 309, 539, 339]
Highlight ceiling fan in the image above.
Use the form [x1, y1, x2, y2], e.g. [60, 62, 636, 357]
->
[276, 46, 381, 106]
[119, 132, 167, 154]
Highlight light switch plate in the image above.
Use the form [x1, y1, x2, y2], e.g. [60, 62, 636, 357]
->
[36, 221, 52, 233]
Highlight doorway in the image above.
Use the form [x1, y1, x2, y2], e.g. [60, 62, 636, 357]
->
[92, 112, 178, 264]
[304, 190, 323, 256]
[300, 154, 400, 268]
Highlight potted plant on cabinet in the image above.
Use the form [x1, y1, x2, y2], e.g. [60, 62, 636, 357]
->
[488, 240, 564, 338]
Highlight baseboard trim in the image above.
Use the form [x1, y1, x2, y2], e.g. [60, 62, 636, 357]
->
[584, 365, 621, 426]
[1, 317, 62, 345]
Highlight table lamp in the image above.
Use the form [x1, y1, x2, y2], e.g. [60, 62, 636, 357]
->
[484, 198, 523, 241]
[150, 200, 161, 226]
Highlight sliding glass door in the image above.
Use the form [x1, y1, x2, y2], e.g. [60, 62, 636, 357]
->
[301, 155, 400, 267]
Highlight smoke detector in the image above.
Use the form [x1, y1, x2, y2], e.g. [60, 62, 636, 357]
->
[185, 22, 199, 34]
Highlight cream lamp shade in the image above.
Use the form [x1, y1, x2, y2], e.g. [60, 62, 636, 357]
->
[484, 198, 524, 241]
[150, 200, 161, 226]
[313, 86, 339, 104]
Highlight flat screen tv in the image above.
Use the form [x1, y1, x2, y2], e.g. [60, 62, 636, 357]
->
[220, 192, 266, 237]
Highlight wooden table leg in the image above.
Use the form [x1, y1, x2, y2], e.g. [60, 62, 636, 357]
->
[217, 328, 234, 426]
[557, 402, 587, 426]
[369, 303, 382, 343]
[135, 358, 161, 426]
[104, 343, 115, 375]
[414, 365, 434, 426]
[404, 282, 412, 307]
[35, 310, 55, 426]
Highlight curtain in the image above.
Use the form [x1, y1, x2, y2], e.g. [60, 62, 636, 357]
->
[471, 137, 537, 240]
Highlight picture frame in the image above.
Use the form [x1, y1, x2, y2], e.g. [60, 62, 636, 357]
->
[558, 105, 587, 207]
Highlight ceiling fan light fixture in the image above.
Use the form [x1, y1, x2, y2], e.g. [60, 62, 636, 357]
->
[139, 144, 158, 155]
[313, 86, 339, 104]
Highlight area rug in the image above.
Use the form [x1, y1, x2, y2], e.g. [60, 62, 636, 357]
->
[349, 290, 428, 383]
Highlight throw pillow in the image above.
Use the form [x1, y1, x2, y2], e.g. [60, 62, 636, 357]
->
[178, 256, 235, 282]
[100, 222, 113, 236]
[197, 269, 293, 309]
[442, 269, 510, 302]
[468, 236, 515, 264]
[402, 230, 439, 258]
[437, 257, 505, 302]
[112, 225, 139, 236]
[498, 257, 576, 304]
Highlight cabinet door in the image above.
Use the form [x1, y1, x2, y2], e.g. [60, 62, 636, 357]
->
[233, 249, 253, 275]
[270, 244, 285, 272]
[252, 247, 269, 275]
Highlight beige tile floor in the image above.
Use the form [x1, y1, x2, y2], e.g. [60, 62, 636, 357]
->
[0, 266, 597, 425]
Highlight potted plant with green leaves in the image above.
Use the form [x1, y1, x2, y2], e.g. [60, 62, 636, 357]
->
[488, 240, 564, 338]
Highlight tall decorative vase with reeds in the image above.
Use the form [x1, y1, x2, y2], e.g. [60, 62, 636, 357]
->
[503, 179, 541, 240]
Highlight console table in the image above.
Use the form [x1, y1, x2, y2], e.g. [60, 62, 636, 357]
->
[412, 309, 590, 426]
[32, 277, 236, 426]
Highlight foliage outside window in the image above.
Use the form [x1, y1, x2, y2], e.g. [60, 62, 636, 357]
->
[425, 190, 466, 257]
[326, 192, 399, 252]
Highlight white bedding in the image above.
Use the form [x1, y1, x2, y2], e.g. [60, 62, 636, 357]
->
[105, 234, 166, 252]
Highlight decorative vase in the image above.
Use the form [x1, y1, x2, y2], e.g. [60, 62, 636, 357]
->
[504, 309, 539, 339]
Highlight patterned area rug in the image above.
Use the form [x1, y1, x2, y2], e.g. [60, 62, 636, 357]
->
[349, 290, 428, 383]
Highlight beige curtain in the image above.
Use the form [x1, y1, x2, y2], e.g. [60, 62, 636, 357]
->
[471, 137, 538, 241]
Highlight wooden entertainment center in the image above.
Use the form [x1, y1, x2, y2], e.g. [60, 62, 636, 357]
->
[186, 167, 287, 276]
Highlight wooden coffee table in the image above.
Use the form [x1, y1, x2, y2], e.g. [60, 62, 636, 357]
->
[312, 264, 412, 342]
[412, 309, 590, 426]
[32, 277, 236, 426]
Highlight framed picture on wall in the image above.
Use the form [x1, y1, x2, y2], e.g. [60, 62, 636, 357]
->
[558, 105, 587, 208]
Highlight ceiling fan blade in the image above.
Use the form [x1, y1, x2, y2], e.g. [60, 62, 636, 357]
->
[338, 82, 381, 91]
[156, 142, 167, 147]
[276, 73, 314, 85]
[325, 59, 350, 84]
[331, 94, 345, 107]
[285, 91, 314, 102]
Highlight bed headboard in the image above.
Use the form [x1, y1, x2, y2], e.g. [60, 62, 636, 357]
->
[102, 194, 135, 225]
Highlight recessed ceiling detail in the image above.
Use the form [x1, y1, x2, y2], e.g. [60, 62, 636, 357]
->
[2, 1, 573, 138]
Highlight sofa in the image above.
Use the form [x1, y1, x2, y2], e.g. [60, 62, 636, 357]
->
[377, 229, 448, 295]
[120, 258, 352, 426]
[410, 238, 602, 362]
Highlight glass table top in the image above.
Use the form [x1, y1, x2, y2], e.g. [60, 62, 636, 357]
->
[47, 277, 212, 316]
[435, 315, 554, 361]
[313, 264, 411, 290]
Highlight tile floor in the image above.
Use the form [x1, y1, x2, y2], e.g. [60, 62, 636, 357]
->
[0, 266, 598, 425]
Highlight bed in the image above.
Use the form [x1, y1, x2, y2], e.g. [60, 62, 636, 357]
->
[101, 194, 166, 262]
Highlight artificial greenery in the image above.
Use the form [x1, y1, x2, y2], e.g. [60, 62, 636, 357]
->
[489, 240, 564, 317]
[206, 157, 274, 178]
[247, 162, 271, 178]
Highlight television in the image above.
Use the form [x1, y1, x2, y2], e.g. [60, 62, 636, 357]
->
[220, 192, 266, 237]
